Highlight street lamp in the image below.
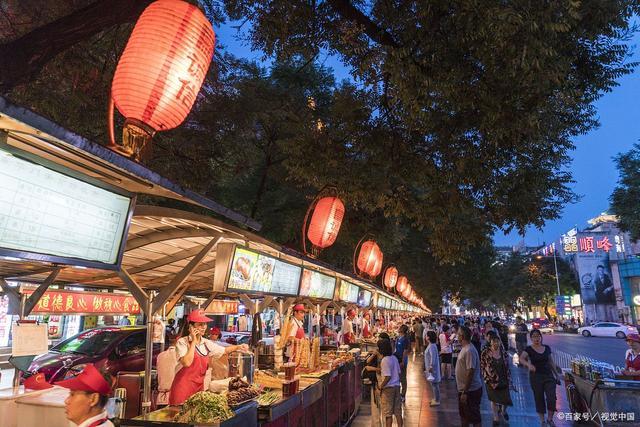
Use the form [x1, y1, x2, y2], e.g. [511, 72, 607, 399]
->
[535, 250, 561, 296]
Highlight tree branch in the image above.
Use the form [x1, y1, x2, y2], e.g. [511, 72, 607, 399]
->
[0, 0, 153, 93]
[326, 0, 400, 48]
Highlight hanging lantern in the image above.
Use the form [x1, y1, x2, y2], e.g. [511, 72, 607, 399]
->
[356, 240, 383, 278]
[396, 275, 408, 295]
[306, 196, 345, 250]
[402, 283, 412, 299]
[383, 266, 399, 289]
[111, 0, 215, 158]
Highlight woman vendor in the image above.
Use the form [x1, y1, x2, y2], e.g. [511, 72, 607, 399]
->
[285, 304, 307, 361]
[622, 333, 640, 380]
[342, 308, 356, 344]
[169, 309, 248, 405]
[361, 311, 372, 339]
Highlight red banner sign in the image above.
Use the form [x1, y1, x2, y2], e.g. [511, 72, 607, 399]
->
[204, 299, 238, 315]
[23, 290, 141, 315]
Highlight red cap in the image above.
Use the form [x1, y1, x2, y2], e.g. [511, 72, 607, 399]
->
[293, 304, 306, 312]
[187, 309, 212, 323]
[24, 373, 53, 390]
[347, 309, 356, 318]
[627, 333, 640, 343]
[210, 327, 221, 337]
[55, 364, 111, 395]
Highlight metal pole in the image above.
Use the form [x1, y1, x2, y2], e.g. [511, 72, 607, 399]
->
[142, 292, 154, 415]
[12, 293, 27, 389]
[553, 250, 561, 296]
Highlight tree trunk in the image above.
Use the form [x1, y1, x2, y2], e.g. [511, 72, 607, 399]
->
[0, 0, 153, 93]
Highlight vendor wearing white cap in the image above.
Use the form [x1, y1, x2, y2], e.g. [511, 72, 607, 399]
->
[169, 309, 248, 405]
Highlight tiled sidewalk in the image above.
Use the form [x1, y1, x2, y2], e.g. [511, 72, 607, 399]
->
[352, 351, 573, 427]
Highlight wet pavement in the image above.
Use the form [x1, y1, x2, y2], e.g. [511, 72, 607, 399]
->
[352, 349, 575, 427]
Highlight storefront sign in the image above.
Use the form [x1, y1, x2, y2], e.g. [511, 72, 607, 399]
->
[0, 147, 133, 269]
[339, 281, 359, 303]
[226, 246, 301, 296]
[571, 294, 582, 307]
[555, 295, 571, 315]
[22, 289, 141, 314]
[299, 269, 336, 299]
[357, 289, 372, 307]
[204, 299, 239, 314]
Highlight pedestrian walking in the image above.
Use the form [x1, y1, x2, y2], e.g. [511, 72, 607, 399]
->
[378, 338, 404, 427]
[481, 331, 514, 425]
[394, 324, 410, 400]
[424, 331, 441, 406]
[514, 316, 528, 366]
[363, 337, 387, 427]
[414, 318, 424, 355]
[451, 323, 462, 375]
[519, 329, 562, 426]
[456, 326, 483, 427]
[439, 324, 453, 380]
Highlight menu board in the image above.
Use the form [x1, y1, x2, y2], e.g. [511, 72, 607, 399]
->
[299, 269, 336, 299]
[377, 295, 386, 308]
[227, 247, 301, 296]
[385, 298, 392, 309]
[338, 281, 359, 303]
[0, 148, 132, 268]
[357, 289, 372, 307]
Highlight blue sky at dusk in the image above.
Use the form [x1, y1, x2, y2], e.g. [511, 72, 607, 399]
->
[214, 22, 640, 248]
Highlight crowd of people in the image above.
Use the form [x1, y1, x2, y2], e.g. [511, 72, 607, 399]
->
[364, 314, 565, 427]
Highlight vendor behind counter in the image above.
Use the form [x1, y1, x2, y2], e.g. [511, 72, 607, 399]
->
[622, 333, 640, 380]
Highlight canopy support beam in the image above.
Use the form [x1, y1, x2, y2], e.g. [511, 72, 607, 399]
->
[23, 267, 61, 316]
[152, 237, 219, 314]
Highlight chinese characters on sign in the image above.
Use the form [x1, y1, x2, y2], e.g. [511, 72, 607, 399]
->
[23, 290, 140, 314]
[204, 300, 238, 315]
[564, 235, 615, 254]
[563, 235, 578, 253]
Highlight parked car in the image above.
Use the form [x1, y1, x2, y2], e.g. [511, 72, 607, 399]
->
[220, 332, 250, 346]
[27, 326, 160, 383]
[527, 318, 554, 334]
[578, 322, 638, 339]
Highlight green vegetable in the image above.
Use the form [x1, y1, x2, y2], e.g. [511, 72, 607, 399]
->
[257, 390, 281, 406]
[175, 391, 234, 423]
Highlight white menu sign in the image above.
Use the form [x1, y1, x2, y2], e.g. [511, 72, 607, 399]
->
[0, 149, 132, 266]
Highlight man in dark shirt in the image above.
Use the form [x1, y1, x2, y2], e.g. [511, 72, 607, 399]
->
[394, 324, 410, 400]
[515, 316, 529, 366]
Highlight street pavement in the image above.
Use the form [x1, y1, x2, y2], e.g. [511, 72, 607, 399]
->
[521, 332, 629, 367]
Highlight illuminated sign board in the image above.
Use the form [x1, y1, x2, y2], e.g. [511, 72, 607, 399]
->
[339, 281, 359, 304]
[377, 295, 387, 308]
[204, 299, 239, 314]
[299, 269, 336, 300]
[22, 289, 140, 314]
[633, 295, 640, 306]
[227, 247, 301, 296]
[0, 148, 133, 269]
[357, 288, 372, 307]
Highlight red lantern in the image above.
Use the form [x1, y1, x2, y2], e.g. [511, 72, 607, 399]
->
[356, 240, 383, 277]
[307, 196, 345, 248]
[112, 0, 215, 135]
[402, 283, 412, 299]
[396, 276, 408, 294]
[383, 266, 398, 289]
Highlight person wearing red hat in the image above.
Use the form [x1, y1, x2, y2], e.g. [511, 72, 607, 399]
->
[55, 364, 114, 427]
[622, 333, 640, 380]
[285, 304, 307, 361]
[169, 309, 248, 405]
[361, 311, 372, 339]
[209, 326, 222, 342]
[342, 308, 356, 345]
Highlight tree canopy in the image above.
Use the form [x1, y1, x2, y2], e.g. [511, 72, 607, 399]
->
[611, 143, 640, 241]
[0, 0, 638, 309]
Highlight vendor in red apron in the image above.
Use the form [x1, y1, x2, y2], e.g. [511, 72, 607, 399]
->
[170, 309, 248, 405]
[361, 311, 372, 339]
[622, 333, 640, 380]
[286, 303, 307, 361]
[55, 363, 114, 427]
[342, 308, 356, 344]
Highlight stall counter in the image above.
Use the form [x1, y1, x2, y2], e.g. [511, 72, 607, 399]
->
[121, 401, 258, 427]
[0, 386, 55, 427]
[14, 386, 69, 427]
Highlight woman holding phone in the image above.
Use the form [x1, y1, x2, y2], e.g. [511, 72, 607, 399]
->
[169, 310, 248, 405]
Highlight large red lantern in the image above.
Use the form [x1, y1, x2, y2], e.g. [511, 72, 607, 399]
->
[111, 0, 215, 157]
[383, 266, 398, 289]
[307, 196, 345, 249]
[356, 240, 383, 278]
[402, 283, 412, 299]
[396, 275, 408, 295]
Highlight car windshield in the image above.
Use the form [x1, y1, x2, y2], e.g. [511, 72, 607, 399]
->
[52, 329, 122, 356]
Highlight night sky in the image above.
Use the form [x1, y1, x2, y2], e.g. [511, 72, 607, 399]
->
[214, 21, 640, 249]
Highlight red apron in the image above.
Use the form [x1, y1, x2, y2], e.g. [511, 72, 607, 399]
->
[362, 321, 371, 338]
[625, 351, 640, 381]
[169, 345, 209, 405]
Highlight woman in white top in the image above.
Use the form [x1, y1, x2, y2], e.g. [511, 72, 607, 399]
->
[438, 324, 453, 380]
[424, 330, 442, 406]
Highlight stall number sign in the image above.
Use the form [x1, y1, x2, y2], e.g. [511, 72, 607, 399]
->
[22, 289, 141, 314]
[0, 149, 131, 266]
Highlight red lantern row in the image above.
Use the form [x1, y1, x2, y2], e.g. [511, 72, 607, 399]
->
[356, 240, 383, 278]
[307, 196, 345, 249]
[383, 266, 398, 289]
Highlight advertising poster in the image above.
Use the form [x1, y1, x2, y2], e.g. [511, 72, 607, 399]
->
[357, 289, 372, 307]
[574, 232, 618, 322]
[227, 247, 301, 295]
[299, 269, 336, 299]
[339, 281, 359, 303]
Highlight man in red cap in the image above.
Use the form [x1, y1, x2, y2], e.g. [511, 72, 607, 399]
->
[285, 303, 307, 361]
[55, 363, 114, 427]
[342, 308, 356, 345]
[170, 309, 248, 405]
[622, 333, 640, 380]
[361, 311, 372, 339]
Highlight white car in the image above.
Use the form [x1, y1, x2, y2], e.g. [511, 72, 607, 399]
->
[578, 322, 638, 339]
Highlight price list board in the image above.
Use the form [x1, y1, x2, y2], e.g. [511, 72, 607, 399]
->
[0, 150, 132, 268]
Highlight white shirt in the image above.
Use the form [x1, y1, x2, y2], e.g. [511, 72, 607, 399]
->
[76, 410, 114, 427]
[379, 355, 401, 388]
[342, 317, 354, 335]
[156, 345, 178, 404]
[175, 337, 225, 373]
[439, 333, 452, 354]
[286, 318, 304, 358]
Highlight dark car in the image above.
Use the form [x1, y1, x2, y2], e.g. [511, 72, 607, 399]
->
[27, 326, 160, 382]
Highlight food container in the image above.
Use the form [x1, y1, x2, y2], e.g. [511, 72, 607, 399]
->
[283, 362, 296, 380]
[282, 378, 299, 397]
[229, 351, 255, 384]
